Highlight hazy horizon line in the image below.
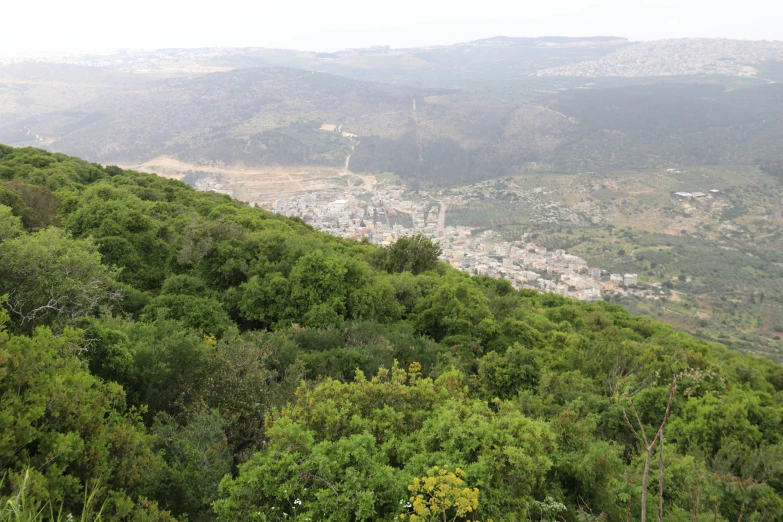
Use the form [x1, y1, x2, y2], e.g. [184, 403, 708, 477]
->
[6, 33, 783, 60]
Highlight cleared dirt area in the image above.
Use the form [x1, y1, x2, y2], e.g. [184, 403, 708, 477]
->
[121, 156, 376, 205]
[669, 290, 684, 302]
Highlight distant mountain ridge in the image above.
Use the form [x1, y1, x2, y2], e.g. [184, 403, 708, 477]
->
[3, 68, 782, 186]
[1, 35, 782, 186]
[537, 38, 783, 78]
[459, 35, 628, 46]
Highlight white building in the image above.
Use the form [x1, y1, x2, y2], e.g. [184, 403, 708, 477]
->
[328, 200, 348, 212]
[623, 273, 638, 286]
[521, 270, 540, 281]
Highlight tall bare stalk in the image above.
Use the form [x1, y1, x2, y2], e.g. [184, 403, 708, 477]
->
[621, 372, 678, 522]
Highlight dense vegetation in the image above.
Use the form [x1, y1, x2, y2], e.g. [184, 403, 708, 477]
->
[548, 83, 783, 172]
[2, 144, 783, 521]
[351, 83, 783, 185]
[449, 169, 783, 360]
[518, 220, 783, 352]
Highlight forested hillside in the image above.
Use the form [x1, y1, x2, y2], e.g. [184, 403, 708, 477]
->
[0, 68, 429, 167]
[2, 144, 783, 521]
[4, 64, 783, 187]
[0, 62, 168, 128]
[548, 82, 783, 171]
[350, 82, 783, 184]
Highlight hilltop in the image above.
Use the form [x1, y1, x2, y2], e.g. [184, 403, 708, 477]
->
[8, 36, 630, 88]
[11, 36, 782, 88]
[537, 38, 783, 78]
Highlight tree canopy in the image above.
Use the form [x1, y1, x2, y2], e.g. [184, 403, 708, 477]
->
[1, 144, 783, 521]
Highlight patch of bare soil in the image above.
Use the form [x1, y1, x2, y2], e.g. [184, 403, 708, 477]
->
[119, 157, 355, 204]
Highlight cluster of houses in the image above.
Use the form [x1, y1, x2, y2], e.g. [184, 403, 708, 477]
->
[259, 185, 651, 302]
[536, 39, 783, 78]
[439, 231, 644, 301]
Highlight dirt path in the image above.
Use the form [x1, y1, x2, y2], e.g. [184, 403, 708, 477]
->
[530, 105, 579, 123]
[663, 307, 687, 316]
[343, 153, 352, 174]
[286, 172, 306, 191]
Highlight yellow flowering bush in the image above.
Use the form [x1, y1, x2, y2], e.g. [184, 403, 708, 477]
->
[400, 465, 490, 522]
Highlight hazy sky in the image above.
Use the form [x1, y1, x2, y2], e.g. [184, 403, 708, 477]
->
[2, 0, 781, 56]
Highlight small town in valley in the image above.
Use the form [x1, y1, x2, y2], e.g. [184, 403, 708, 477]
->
[252, 182, 655, 302]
